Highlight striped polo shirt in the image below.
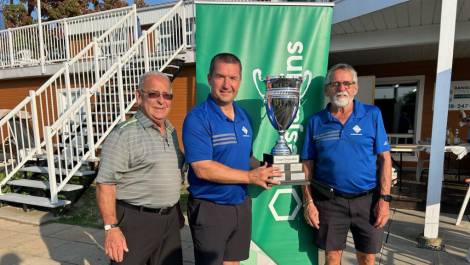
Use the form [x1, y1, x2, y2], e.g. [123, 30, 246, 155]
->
[96, 110, 183, 208]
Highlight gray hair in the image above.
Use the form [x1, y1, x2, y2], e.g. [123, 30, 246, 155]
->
[138, 71, 172, 93]
[324, 63, 358, 87]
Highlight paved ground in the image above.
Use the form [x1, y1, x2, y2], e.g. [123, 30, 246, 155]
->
[0, 206, 468, 264]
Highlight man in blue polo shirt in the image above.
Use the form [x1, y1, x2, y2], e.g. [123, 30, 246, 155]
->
[301, 63, 392, 265]
[183, 53, 281, 265]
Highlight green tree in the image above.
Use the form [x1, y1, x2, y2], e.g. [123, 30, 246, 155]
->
[95, 0, 128, 12]
[41, 0, 90, 20]
[2, 2, 32, 28]
[135, 0, 147, 8]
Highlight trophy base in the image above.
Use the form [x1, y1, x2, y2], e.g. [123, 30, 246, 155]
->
[263, 153, 310, 186]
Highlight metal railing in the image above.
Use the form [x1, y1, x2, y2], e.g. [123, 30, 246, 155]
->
[0, 6, 134, 69]
[0, 6, 138, 189]
[45, 1, 186, 203]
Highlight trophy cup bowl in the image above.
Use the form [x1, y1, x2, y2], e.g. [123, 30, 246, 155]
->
[252, 71, 310, 185]
[265, 75, 302, 155]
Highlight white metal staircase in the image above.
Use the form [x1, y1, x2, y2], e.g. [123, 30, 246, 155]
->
[0, 1, 190, 210]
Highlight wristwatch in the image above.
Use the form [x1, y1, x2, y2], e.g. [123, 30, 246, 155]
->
[104, 224, 118, 231]
[380, 194, 393, 202]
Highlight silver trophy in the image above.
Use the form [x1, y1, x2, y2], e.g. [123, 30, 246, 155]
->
[253, 69, 312, 185]
[264, 76, 302, 155]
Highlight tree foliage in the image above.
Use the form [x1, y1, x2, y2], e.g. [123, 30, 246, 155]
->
[41, 0, 89, 20]
[3, 3, 32, 28]
[135, 0, 147, 8]
[96, 0, 128, 12]
[2, 0, 137, 28]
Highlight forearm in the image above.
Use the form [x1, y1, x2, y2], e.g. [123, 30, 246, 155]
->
[302, 160, 314, 202]
[96, 183, 118, 225]
[379, 151, 392, 195]
[192, 160, 250, 184]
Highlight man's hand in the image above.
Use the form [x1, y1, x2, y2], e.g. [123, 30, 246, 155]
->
[248, 163, 282, 189]
[304, 202, 320, 229]
[374, 199, 390, 228]
[104, 228, 129, 262]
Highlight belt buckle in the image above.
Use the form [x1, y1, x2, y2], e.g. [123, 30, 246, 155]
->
[157, 207, 170, 215]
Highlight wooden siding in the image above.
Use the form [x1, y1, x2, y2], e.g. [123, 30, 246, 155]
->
[0, 77, 50, 110]
[169, 64, 196, 149]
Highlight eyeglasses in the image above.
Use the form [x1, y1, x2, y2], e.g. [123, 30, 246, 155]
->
[141, 90, 173, 100]
[328, 81, 356, 89]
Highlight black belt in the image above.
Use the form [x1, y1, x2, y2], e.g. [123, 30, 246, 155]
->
[117, 200, 175, 215]
[310, 179, 376, 199]
[333, 188, 376, 199]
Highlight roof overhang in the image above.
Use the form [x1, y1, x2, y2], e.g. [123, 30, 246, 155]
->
[329, 0, 470, 66]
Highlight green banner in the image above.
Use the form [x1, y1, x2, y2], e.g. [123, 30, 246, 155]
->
[196, 2, 332, 264]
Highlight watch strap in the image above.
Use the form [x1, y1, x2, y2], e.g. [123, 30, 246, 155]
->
[380, 194, 392, 202]
[104, 224, 118, 231]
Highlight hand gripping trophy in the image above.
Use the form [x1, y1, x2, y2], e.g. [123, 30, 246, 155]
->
[253, 69, 312, 185]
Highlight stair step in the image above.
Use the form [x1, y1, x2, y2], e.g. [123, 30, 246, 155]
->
[35, 153, 100, 161]
[0, 193, 70, 208]
[7, 179, 83, 192]
[166, 64, 180, 69]
[61, 131, 103, 137]
[55, 143, 89, 148]
[36, 154, 93, 163]
[19, 166, 95, 176]
[91, 111, 121, 115]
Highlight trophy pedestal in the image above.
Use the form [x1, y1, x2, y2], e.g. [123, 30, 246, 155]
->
[263, 154, 310, 185]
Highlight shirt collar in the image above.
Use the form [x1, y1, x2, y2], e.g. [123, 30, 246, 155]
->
[206, 94, 246, 122]
[135, 109, 174, 133]
[321, 99, 366, 123]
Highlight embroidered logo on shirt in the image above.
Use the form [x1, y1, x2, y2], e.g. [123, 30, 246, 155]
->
[351, 125, 363, 135]
[242, 126, 250, 137]
[384, 140, 389, 146]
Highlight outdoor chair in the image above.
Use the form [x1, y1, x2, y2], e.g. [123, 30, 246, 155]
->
[15, 49, 39, 66]
[456, 177, 470, 226]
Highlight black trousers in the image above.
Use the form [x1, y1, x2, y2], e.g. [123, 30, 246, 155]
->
[111, 202, 183, 265]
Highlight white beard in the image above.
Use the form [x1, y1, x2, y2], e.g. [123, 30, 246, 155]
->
[330, 92, 351, 108]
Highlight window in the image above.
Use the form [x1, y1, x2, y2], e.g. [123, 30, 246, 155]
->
[375, 82, 418, 144]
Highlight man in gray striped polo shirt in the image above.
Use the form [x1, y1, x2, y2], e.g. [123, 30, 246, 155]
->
[96, 71, 184, 265]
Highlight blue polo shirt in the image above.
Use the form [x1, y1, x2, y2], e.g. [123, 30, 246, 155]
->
[183, 95, 253, 205]
[301, 100, 390, 194]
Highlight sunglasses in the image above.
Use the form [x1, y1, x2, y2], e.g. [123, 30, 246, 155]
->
[328, 81, 356, 89]
[141, 90, 173, 100]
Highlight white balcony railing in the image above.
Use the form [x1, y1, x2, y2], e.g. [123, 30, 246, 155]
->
[44, 1, 187, 203]
[0, 6, 134, 69]
[0, 6, 138, 187]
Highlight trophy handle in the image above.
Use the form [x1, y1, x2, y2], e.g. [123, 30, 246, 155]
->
[252, 68, 265, 99]
[300, 70, 313, 100]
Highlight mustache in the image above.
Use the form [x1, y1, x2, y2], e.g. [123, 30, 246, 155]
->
[335, 92, 348, 97]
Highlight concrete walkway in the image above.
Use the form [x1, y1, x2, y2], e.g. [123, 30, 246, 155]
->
[0, 207, 468, 264]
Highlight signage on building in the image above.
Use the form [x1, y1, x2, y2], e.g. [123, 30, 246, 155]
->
[449, 81, 470, 110]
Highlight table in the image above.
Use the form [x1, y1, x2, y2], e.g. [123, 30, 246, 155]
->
[390, 144, 419, 190]
[416, 144, 470, 182]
